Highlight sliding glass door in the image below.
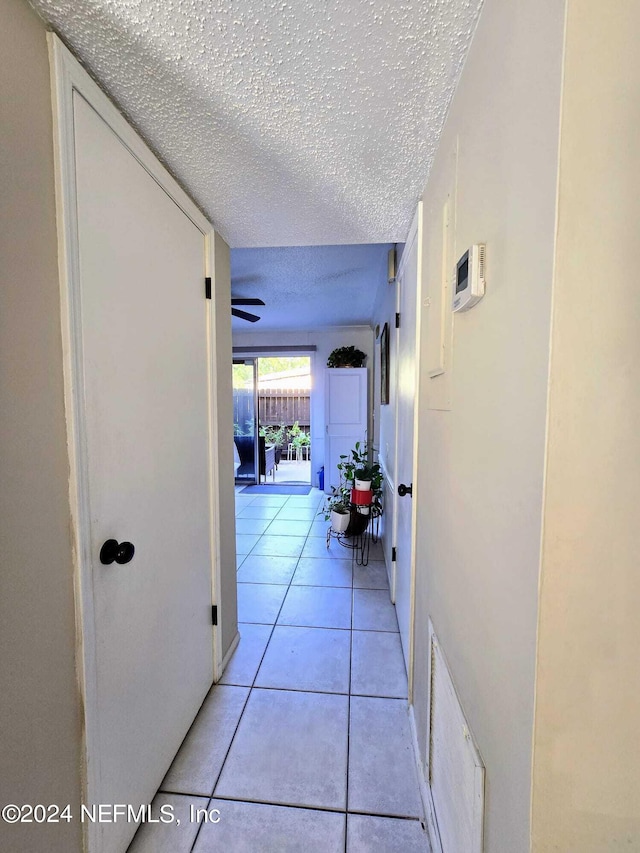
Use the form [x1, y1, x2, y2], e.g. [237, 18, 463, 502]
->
[233, 354, 313, 488]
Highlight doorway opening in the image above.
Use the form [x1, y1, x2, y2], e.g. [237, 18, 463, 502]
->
[233, 356, 312, 491]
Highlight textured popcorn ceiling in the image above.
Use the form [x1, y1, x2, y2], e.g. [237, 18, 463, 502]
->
[31, 0, 483, 248]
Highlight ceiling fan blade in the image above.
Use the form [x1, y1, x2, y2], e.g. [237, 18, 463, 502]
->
[232, 307, 261, 323]
[231, 298, 266, 306]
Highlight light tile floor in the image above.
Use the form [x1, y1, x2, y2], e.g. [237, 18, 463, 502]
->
[129, 488, 430, 852]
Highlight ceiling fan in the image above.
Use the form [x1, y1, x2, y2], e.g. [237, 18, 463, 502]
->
[231, 297, 265, 323]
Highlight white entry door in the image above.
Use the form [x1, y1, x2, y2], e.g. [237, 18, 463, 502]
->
[393, 205, 422, 673]
[325, 368, 368, 491]
[70, 89, 214, 852]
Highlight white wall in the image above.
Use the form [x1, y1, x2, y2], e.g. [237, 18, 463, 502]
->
[410, 0, 565, 849]
[0, 1, 83, 850]
[233, 326, 374, 486]
[532, 3, 640, 848]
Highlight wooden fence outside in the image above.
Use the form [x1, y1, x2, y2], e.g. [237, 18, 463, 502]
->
[233, 388, 310, 433]
[259, 388, 310, 428]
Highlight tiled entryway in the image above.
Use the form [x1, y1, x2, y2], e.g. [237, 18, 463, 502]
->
[129, 489, 430, 852]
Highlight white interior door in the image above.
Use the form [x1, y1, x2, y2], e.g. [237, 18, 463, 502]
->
[393, 207, 421, 673]
[73, 92, 214, 852]
[325, 368, 368, 492]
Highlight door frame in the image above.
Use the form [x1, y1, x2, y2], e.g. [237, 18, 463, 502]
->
[48, 35, 223, 846]
[233, 357, 260, 485]
[391, 203, 424, 702]
[232, 347, 316, 486]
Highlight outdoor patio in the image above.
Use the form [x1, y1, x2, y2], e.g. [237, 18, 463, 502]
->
[273, 457, 312, 486]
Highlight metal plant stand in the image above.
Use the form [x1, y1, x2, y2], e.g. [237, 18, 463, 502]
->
[326, 504, 381, 566]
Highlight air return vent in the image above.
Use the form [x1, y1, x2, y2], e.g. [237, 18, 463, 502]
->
[428, 625, 485, 853]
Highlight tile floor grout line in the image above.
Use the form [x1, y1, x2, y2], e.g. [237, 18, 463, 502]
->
[158, 492, 414, 850]
[208, 794, 348, 815]
[238, 618, 400, 635]
[238, 579, 388, 591]
[206, 517, 316, 808]
[208, 794, 422, 823]
[159, 788, 425, 824]
[344, 578, 354, 852]
[207, 794, 425, 822]
[138, 493, 412, 848]
[232, 504, 353, 824]
[188, 793, 212, 853]
[241, 685, 408, 701]
[215, 507, 311, 804]
[244, 543, 304, 691]
[157, 683, 252, 802]
[219, 680, 407, 701]
[208, 539, 305, 805]
[197, 682, 252, 804]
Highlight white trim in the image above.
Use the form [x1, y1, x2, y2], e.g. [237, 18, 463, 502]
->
[407, 201, 425, 703]
[232, 345, 318, 354]
[208, 235, 224, 682]
[424, 619, 438, 851]
[378, 458, 396, 598]
[219, 629, 241, 678]
[47, 35, 221, 845]
[392, 202, 423, 703]
[409, 703, 443, 853]
[231, 348, 316, 487]
[48, 39, 96, 852]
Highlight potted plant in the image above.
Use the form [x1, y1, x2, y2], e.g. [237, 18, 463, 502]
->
[322, 491, 351, 533]
[338, 441, 372, 486]
[260, 422, 286, 465]
[336, 441, 361, 486]
[322, 441, 384, 536]
[286, 421, 310, 460]
[326, 346, 367, 368]
[337, 440, 384, 516]
[354, 467, 372, 491]
[351, 486, 373, 514]
[292, 429, 310, 457]
[289, 420, 302, 440]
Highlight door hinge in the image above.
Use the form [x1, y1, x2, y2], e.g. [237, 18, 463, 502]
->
[392, 546, 397, 562]
[395, 312, 400, 329]
[211, 605, 218, 626]
[205, 277, 212, 300]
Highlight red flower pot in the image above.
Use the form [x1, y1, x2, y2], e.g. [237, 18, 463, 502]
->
[351, 488, 373, 506]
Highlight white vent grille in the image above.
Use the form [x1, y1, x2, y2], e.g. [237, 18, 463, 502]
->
[429, 629, 485, 853]
[477, 243, 486, 284]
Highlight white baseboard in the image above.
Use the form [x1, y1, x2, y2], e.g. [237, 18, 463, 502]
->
[217, 629, 240, 681]
[409, 703, 443, 853]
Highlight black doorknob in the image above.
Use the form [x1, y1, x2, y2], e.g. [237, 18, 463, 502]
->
[100, 539, 135, 565]
[398, 483, 413, 497]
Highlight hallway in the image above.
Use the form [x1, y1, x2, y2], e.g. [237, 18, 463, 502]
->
[128, 489, 430, 852]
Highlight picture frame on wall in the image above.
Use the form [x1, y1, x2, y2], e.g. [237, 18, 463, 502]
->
[381, 322, 390, 405]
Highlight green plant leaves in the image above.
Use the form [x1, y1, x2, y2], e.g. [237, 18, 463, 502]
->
[326, 346, 367, 368]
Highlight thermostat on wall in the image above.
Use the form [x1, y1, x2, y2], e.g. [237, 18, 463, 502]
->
[452, 244, 486, 312]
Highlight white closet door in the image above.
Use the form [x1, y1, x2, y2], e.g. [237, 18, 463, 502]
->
[324, 368, 368, 492]
[73, 91, 213, 853]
